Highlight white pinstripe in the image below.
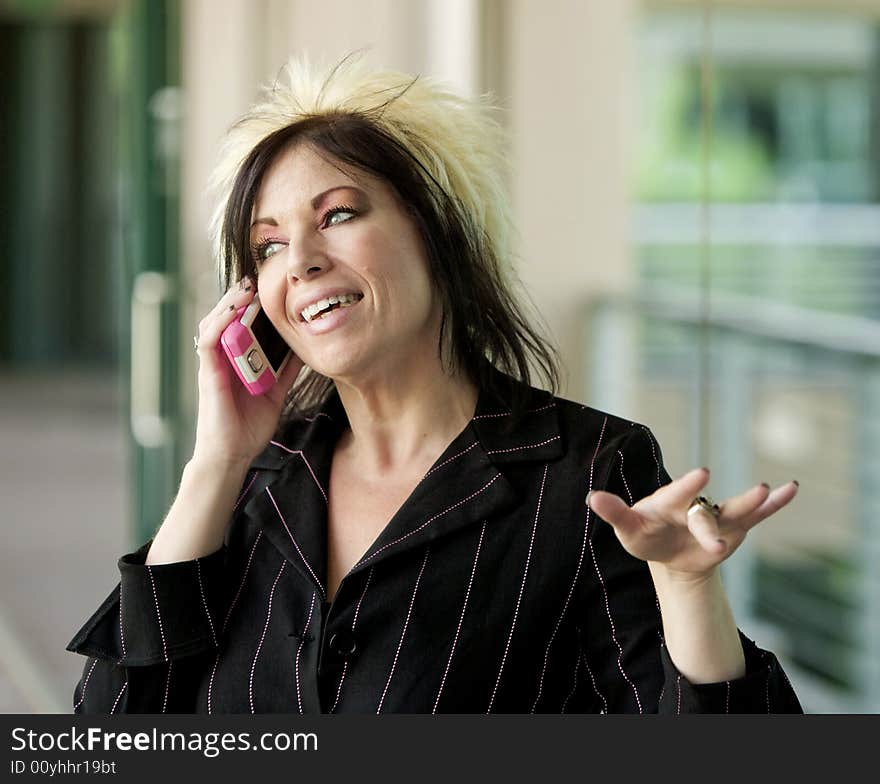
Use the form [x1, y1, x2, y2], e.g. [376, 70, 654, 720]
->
[561, 646, 581, 714]
[268, 441, 328, 501]
[295, 593, 317, 714]
[249, 560, 286, 713]
[207, 652, 220, 715]
[639, 426, 662, 490]
[486, 435, 561, 456]
[331, 566, 374, 713]
[118, 583, 126, 661]
[110, 680, 127, 714]
[582, 653, 608, 713]
[677, 675, 682, 714]
[531, 419, 608, 713]
[487, 464, 549, 714]
[222, 531, 263, 634]
[617, 450, 633, 505]
[589, 535, 644, 713]
[357, 474, 502, 568]
[73, 658, 98, 710]
[588, 418, 643, 713]
[266, 487, 325, 597]
[302, 412, 333, 423]
[162, 661, 172, 713]
[146, 566, 168, 662]
[433, 521, 487, 713]
[377, 548, 430, 714]
[209, 532, 264, 714]
[232, 470, 259, 512]
[472, 402, 556, 420]
[423, 442, 478, 478]
[196, 559, 218, 648]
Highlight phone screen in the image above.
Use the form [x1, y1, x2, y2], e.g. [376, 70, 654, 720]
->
[251, 308, 290, 371]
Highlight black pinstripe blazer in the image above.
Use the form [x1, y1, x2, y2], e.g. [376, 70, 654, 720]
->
[67, 374, 802, 714]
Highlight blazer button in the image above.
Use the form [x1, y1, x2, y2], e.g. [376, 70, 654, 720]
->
[329, 629, 357, 657]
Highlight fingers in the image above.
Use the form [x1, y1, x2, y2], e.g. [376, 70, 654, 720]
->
[196, 278, 255, 362]
[650, 467, 711, 511]
[686, 505, 726, 554]
[587, 471, 800, 567]
[739, 481, 799, 530]
[717, 482, 770, 520]
[586, 490, 642, 536]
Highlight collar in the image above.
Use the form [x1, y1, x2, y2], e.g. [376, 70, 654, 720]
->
[242, 370, 563, 599]
[249, 369, 563, 471]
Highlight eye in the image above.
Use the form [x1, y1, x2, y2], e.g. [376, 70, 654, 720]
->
[321, 205, 358, 229]
[251, 239, 286, 263]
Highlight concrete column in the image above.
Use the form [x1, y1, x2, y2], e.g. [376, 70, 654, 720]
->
[505, 0, 637, 400]
[271, 0, 427, 76]
[179, 0, 264, 446]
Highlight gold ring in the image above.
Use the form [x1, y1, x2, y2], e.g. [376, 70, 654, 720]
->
[687, 495, 721, 519]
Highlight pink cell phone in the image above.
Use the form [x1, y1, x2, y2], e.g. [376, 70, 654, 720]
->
[220, 293, 293, 395]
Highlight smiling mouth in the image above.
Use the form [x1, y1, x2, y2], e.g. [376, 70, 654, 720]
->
[300, 293, 364, 322]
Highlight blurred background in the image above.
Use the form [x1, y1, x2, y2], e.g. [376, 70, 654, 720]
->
[1, 0, 878, 714]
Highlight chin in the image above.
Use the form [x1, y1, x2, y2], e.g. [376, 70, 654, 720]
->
[301, 352, 366, 382]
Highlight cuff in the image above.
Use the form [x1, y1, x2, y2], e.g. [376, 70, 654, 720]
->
[657, 631, 804, 714]
[67, 541, 227, 667]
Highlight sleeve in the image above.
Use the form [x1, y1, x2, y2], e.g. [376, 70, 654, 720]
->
[582, 423, 803, 714]
[65, 541, 227, 713]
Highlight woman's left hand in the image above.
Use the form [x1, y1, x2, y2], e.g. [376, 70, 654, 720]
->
[587, 468, 799, 579]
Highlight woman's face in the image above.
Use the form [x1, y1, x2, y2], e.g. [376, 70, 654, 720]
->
[250, 142, 441, 384]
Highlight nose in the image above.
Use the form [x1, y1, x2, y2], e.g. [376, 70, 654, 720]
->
[286, 235, 331, 283]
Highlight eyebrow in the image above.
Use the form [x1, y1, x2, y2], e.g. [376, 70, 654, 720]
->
[250, 185, 363, 229]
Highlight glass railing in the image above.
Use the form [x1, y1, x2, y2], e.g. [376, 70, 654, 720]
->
[586, 284, 880, 713]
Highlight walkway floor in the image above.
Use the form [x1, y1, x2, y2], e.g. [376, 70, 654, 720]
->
[0, 370, 128, 713]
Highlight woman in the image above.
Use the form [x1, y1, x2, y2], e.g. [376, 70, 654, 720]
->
[68, 55, 802, 713]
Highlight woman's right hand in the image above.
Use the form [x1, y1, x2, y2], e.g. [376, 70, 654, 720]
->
[191, 277, 305, 468]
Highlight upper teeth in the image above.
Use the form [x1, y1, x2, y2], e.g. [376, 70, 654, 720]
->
[301, 293, 361, 322]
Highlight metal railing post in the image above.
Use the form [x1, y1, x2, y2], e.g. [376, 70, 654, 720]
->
[856, 357, 880, 712]
[716, 331, 757, 624]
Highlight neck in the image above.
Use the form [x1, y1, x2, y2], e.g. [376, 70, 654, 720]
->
[333, 361, 478, 478]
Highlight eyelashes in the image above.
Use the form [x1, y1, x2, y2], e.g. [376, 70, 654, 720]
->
[250, 237, 285, 264]
[249, 205, 359, 264]
[321, 204, 358, 228]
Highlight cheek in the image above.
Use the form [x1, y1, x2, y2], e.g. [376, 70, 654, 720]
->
[254, 265, 289, 322]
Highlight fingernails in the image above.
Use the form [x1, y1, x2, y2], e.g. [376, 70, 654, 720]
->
[701, 467, 710, 474]
[761, 482, 770, 489]
[585, 491, 594, 507]
[792, 479, 799, 487]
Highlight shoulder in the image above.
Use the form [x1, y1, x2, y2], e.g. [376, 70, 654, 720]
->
[549, 392, 662, 464]
[546, 393, 672, 506]
[474, 368, 665, 469]
[543, 389, 672, 499]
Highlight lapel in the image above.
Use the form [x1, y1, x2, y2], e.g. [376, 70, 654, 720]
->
[243, 372, 565, 597]
[243, 408, 339, 600]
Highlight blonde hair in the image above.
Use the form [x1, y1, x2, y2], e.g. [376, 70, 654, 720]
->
[209, 52, 514, 279]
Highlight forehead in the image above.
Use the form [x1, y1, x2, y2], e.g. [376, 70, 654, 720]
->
[253, 143, 369, 212]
